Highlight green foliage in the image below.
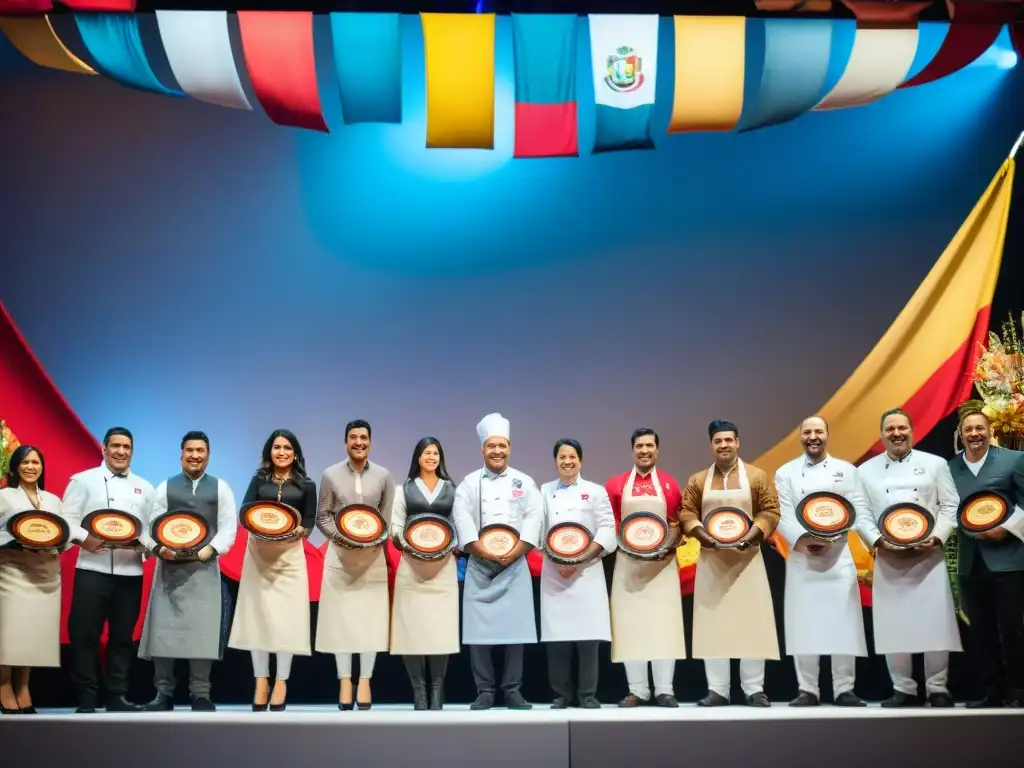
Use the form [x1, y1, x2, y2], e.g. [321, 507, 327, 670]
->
[944, 534, 965, 622]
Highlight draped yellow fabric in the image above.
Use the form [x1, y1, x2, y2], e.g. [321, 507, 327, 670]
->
[667, 16, 745, 134]
[421, 13, 495, 149]
[0, 15, 95, 75]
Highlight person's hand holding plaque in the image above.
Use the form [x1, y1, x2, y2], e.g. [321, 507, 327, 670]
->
[914, 536, 942, 550]
[735, 526, 764, 551]
[976, 527, 1009, 542]
[158, 546, 178, 562]
[196, 545, 215, 562]
[80, 533, 106, 555]
[690, 526, 719, 550]
[795, 534, 830, 555]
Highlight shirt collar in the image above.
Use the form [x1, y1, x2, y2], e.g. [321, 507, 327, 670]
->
[884, 449, 913, 468]
[557, 475, 580, 489]
[632, 465, 655, 478]
[101, 462, 129, 480]
[963, 448, 989, 466]
[483, 466, 508, 480]
[346, 459, 371, 474]
[803, 452, 830, 468]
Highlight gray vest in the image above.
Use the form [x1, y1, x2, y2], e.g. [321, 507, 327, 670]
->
[949, 447, 1024, 574]
[166, 472, 220, 536]
[403, 478, 455, 518]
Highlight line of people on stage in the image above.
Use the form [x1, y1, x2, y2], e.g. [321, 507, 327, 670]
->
[1, 402, 1022, 715]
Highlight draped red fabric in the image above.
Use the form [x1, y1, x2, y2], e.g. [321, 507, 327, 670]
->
[237, 11, 328, 133]
[901, 1, 1022, 88]
[59, 0, 137, 9]
[0, 0, 53, 12]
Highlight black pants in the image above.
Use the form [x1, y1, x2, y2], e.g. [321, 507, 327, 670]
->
[960, 561, 1024, 697]
[67, 570, 143, 706]
[547, 640, 599, 703]
[470, 644, 523, 696]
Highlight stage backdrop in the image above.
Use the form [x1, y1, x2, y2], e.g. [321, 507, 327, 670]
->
[1, 15, 1023, 706]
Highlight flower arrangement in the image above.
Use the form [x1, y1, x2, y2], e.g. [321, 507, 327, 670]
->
[971, 312, 1024, 446]
[0, 419, 18, 487]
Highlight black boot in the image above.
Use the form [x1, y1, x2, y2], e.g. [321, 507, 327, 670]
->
[403, 656, 428, 711]
[428, 655, 448, 711]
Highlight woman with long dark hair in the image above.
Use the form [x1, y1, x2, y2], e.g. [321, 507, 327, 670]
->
[0, 446, 65, 714]
[227, 429, 316, 712]
[389, 437, 460, 710]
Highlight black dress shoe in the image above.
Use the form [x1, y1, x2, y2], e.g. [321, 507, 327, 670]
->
[833, 691, 867, 707]
[470, 692, 494, 710]
[411, 682, 428, 711]
[144, 694, 174, 712]
[579, 696, 601, 709]
[106, 695, 144, 713]
[745, 692, 771, 707]
[551, 697, 568, 709]
[428, 681, 444, 711]
[697, 691, 730, 707]
[654, 694, 679, 708]
[789, 691, 820, 707]
[880, 691, 920, 708]
[505, 691, 532, 709]
[965, 690, 1003, 709]
[17, 706, 37, 714]
[927, 691, 954, 708]
[190, 696, 216, 712]
[75, 705, 97, 714]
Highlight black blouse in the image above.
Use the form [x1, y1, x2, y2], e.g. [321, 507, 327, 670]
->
[242, 475, 317, 532]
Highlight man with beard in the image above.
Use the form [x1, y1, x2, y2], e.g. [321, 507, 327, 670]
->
[452, 413, 541, 710]
[948, 400, 1024, 707]
[681, 420, 780, 707]
[139, 431, 237, 711]
[773, 416, 877, 707]
[605, 428, 686, 707]
[858, 408, 960, 707]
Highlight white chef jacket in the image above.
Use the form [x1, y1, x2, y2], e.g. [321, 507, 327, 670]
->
[452, 466, 543, 548]
[61, 463, 156, 576]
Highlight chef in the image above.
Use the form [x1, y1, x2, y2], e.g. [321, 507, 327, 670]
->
[774, 416, 876, 707]
[605, 428, 686, 708]
[452, 412, 541, 711]
[139, 431, 237, 712]
[315, 419, 395, 711]
[539, 438, 616, 709]
[681, 419, 781, 707]
[948, 400, 1024, 708]
[858, 408, 960, 707]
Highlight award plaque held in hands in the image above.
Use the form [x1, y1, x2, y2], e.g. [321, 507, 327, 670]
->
[403, 512, 457, 560]
[240, 500, 301, 541]
[6, 510, 70, 552]
[878, 503, 935, 547]
[958, 490, 1011, 537]
[151, 510, 212, 557]
[544, 522, 593, 566]
[704, 506, 751, 547]
[82, 508, 142, 548]
[334, 504, 388, 548]
[617, 511, 668, 560]
[796, 492, 855, 542]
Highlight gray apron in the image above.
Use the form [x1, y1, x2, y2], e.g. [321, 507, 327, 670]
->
[139, 473, 223, 660]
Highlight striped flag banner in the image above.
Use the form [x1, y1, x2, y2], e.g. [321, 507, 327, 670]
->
[588, 14, 659, 153]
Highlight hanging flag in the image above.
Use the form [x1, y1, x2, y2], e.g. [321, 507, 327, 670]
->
[0, 0, 53, 12]
[667, 16, 745, 134]
[155, 11, 250, 110]
[755, 0, 833, 9]
[738, 19, 832, 132]
[237, 11, 327, 132]
[814, 0, 931, 110]
[330, 13, 402, 124]
[901, 0, 1020, 89]
[421, 13, 496, 149]
[74, 13, 184, 97]
[588, 14, 660, 153]
[0, 15, 95, 74]
[511, 13, 578, 158]
[61, 0, 135, 8]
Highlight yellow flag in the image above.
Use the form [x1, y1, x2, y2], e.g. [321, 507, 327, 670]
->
[421, 13, 495, 149]
[668, 16, 745, 134]
[0, 16, 95, 75]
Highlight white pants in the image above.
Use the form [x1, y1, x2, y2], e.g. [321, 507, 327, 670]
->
[704, 659, 766, 698]
[623, 659, 675, 699]
[886, 652, 949, 696]
[795, 655, 855, 698]
[335, 652, 377, 679]
[251, 651, 294, 681]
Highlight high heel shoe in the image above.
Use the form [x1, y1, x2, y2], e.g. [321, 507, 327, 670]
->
[269, 681, 287, 712]
[356, 678, 372, 710]
[338, 701, 354, 711]
[18, 706, 37, 715]
[252, 679, 270, 712]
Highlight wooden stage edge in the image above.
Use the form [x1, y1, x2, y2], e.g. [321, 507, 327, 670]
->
[2, 704, 1021, 767]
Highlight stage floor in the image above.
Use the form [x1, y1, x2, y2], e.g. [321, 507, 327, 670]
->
[3, 704, 1021, 767]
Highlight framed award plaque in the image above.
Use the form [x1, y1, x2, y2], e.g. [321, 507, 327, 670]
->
[544, 522, 593, 566]
[151, 510, 212, 554]
[240, 500, 300, 542]
[878, 503, 935, 547]
[796, 492, 854, 541]
[6, 510, 70, 551]
[617, 512, 668, 560]
[82, 509, 142, 547]
[403, 512, 457, 560]
[958, 490, 1011, 537]
[335, 504, 388, 548]
[478, 523, 520, 558]
[705, 506, 751, 547]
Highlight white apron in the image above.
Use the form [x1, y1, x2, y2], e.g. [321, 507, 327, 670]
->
[871, 467, 961, 654]
[610, 468, 687, 661]
[783, 467, 867, 657]
[228, 535, 311, 655]
[315, 543, 390, 653]
[692, 460, 780, 660]
[540, 486, 611, 643]
[391, 551, 460, 655]
[462, 475, 537, 646]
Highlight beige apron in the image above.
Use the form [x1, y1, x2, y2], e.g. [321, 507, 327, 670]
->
[390, 552, 459, 655]
[315, 542, 390, 653]
[228, 535, 311, 654]
[610, 467, 687, 662]
[692, 460, 779, 660]
[0, 548, 61, 667]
